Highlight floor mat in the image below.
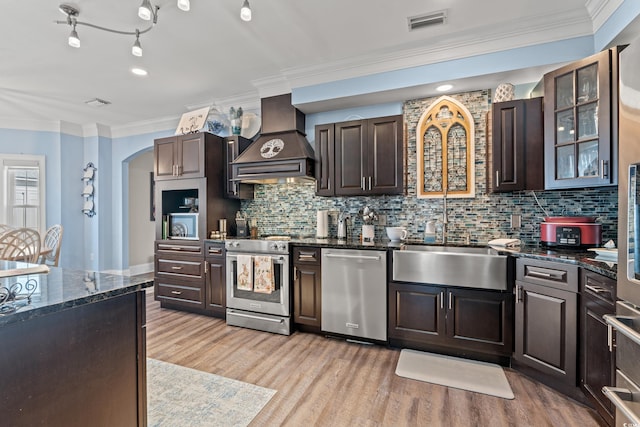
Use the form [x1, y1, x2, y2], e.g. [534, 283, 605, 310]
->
[395, 349, 514, 399]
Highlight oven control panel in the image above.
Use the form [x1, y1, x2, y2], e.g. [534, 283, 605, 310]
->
[225, 239, 289, 254]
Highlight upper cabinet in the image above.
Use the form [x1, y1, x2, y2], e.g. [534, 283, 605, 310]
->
[543, 47, 620, 189]
[154, 132, 212, 181]
[488, 97, 544, 193]
[224, 135, 254, 199]
[315, 115, 404, 196]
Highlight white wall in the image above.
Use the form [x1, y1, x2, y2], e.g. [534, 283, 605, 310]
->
[128, 151, 155, 274]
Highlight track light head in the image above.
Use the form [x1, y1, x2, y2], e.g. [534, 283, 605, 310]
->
[177, 0, 190, 12]
[138, 0, 153, 20]
[68, 23, 80, 48]
[132, 31, 142, 57]
[240, 0, 252, 22]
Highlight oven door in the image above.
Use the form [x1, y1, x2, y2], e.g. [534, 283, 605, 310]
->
[226, 252, 290, 317]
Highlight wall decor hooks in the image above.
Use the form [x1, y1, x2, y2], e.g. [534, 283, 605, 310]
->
[82, 162, 96, 217]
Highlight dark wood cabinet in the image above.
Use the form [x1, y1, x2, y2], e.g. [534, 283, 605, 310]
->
[205, 241, 226, 318]
[543, 47, 620, 189]
[489, 97, 544, 192]
[154, 132, 210, 180]
[389, 282, 513, 361]
[154, 240, 206, 310]
[580, 270, 616, 426]
[514, 258, 580, 397]
[224, 135, 254, 199]
[316, 115, 403, 196]
[292, 247, 322, 329]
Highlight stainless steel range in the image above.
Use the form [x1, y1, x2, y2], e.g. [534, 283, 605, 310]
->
[225, 238, 291, 335]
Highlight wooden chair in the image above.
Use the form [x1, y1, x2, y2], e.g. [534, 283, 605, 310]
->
[41, 224, 63, 267]
[0, 228, 41, 263]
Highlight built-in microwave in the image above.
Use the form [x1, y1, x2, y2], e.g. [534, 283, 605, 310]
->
[168, 213, 199, 240]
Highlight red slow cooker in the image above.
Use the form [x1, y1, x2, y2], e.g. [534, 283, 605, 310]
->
[540, 216, 602, 247]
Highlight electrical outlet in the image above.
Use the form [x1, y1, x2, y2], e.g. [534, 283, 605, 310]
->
[510, 214, 521, 229]
[377, 214, 387, 226]
[328, 210, 339, 222]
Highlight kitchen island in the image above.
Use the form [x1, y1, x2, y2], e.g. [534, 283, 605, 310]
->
[0, 264, 153, 426]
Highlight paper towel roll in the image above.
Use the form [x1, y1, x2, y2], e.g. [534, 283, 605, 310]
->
[316, 210, 328, 238]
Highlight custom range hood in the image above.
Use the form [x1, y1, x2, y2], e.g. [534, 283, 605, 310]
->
[232, 93, 315, 184]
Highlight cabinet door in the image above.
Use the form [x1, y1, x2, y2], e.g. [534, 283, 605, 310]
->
[490, 98, 543, 192]
[154, 138, 178, 180]
[177, 133, 205, 179]
[315, 124, 335, 196]
[205, 243, 226, 316]
[514, 281, 577, 385]
[544, 48, 616, 189]
[334, 120, 367, 196]
[446, 288, 513, 356]
[293, 264, 321, 327]
[225, 136, 254, 199]
[389, 282, 445, 342]
[367, 115, 403, 195]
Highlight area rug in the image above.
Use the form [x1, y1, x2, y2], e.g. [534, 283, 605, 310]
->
[395, 349, 514, 399]
[147, 358, 277, 427]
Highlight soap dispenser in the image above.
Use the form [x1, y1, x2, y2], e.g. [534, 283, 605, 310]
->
[424, 220, 437, 243]
[337, 213, 350, 240]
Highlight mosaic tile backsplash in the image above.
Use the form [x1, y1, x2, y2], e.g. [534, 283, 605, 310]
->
[240, 90, 618, 246]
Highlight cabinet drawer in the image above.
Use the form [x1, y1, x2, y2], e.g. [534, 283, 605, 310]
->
[582, 270, 616, 307]
[205, 242, 225, 258]
[156, 241, 204, 256]
[516, 258, 578, 292]
[156, 258, 203, 278]
[156, 281, 203, 305]
[293, 247, 321, 265]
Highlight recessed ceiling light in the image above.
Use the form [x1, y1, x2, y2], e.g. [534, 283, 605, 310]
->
[131, 67, 148, 76]
[436, 84, 453, 92]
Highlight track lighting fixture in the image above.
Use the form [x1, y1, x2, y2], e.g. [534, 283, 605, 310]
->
[56, 3, 172, 58]
[177, 0, 191, 12]
[240, 0, 252, 22]
[138, 0, 154, 21]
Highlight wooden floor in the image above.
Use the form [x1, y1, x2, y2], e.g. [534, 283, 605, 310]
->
[145, 293, 601, 427]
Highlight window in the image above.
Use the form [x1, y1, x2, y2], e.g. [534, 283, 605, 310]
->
[416, 96, 475, 198]
[0, 155, 46, 232]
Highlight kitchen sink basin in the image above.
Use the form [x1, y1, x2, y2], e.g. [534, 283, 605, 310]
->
[392, 245, 508, 290]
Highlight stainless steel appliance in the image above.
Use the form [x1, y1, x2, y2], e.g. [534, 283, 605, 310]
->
[605, 37, 640, 426]
[225, 239, 291, 335]
[321, 248, 387, 342]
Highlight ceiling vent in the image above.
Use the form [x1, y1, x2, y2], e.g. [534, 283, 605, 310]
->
[85, 98, 111, 107]
[408, 10, 447, 31]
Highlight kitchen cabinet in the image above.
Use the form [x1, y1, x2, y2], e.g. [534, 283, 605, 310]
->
[224, 135, 254, 199]
[292, 247, 322, 329]
[488, 97, 544, 192]
[154, 241, 206, 311]
[580, 270, 616, 426]
[205, 241, 226, 318]
[543, 47, 620, 189]
[388, 282, 513, 361]
[315, 115, 403, 196]
[514, 258, 580, 398]
[154, 132, 208, 180]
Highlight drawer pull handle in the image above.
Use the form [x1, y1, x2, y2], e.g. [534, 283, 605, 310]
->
[585, 284, 607, 293]
[171, 266, 183, 270]
[602, 387, 640, 425]
[208, 249, 222, 255]
[170, 290, 182, 295]
[299, 254, 316, 260]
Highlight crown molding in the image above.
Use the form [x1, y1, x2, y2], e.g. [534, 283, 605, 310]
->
[274, 9, 593, 90]
[587, 0, 623, 31]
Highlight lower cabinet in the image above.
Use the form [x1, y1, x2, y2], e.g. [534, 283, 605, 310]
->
[388, 282, 513, 361]
[292, 247, 322, 329]
[154, 240, 206, 310]
[513, 258, 581, 399]
[205, 241, 226, 318]
[580, 270, 616, 426]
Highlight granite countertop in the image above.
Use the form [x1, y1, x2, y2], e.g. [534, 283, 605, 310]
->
[0, 265, 153, 327]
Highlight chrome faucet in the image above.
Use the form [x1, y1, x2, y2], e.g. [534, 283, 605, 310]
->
[442, 187, 448, 244]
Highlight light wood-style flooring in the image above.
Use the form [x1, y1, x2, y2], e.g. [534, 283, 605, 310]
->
[145, 293, 600, 427]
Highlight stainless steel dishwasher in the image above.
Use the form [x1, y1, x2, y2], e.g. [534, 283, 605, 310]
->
[321, 248, 387, 342]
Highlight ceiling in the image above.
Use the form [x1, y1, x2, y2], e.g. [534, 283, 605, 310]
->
[0, 0, 633, 131]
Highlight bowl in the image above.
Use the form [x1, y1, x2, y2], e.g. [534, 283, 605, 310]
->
[386, 227, 407, 242]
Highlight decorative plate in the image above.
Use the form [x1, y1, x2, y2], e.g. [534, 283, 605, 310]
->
[241, 113, 261, 139]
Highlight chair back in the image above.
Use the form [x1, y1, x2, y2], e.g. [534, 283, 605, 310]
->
[42, 225, 63, 267]
[0, 228, 41, 263]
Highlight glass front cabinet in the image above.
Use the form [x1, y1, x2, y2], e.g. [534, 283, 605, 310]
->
[543, 47, 620, 189]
